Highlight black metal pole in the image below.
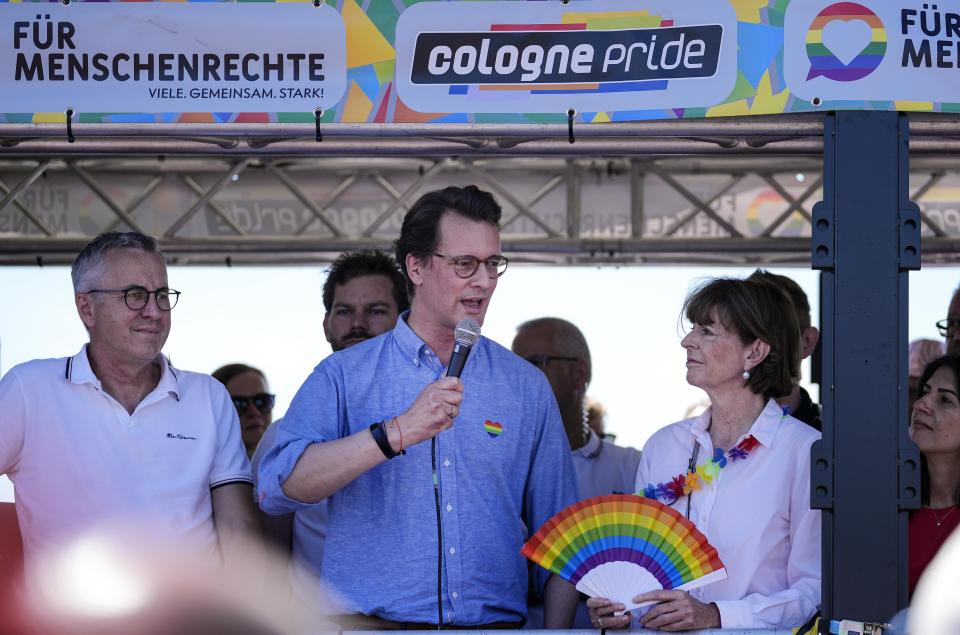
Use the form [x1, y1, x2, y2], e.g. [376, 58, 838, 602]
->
[811, 111, 921, 625]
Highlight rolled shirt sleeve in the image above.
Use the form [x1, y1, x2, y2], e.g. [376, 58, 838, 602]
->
[257, 362, 341, 514]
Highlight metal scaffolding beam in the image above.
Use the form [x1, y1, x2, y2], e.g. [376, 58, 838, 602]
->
[0, 114, 958, 266]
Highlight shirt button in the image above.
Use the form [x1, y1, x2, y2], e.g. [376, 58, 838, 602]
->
[446, 504, 453, 512]
[449, 547, 456, 555]
[443, 459, 451, 467]
[452, 591, 459, 599]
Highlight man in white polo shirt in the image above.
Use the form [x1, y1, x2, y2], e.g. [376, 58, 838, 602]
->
[0, 232, 256, 570]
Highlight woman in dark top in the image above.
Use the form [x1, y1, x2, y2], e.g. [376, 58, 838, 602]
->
[909, 354, 960, 595]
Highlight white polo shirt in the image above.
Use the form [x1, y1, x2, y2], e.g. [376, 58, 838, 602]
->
[0, 346, 252, 569]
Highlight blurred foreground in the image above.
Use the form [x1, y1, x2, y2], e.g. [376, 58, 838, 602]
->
[1, 523, 335, 635]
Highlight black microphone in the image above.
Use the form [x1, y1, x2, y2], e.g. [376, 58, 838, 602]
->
[446, 318, 481, 378]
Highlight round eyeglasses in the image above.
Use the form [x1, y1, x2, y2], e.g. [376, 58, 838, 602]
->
[86, 286, 181, 311]
[936, 318, 960, 337]
[433, 253, 509, 278]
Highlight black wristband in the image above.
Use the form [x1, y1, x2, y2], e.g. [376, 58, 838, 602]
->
[370, 421, 403, 459]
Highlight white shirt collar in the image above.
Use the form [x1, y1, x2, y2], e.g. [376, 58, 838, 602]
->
[68, 344, 181, 400]
[574, 429, 603, 459]
[690, 398, 785, 449]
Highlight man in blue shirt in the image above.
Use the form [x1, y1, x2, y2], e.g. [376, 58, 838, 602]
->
[251, 249, 410, 595]
[258, 185, 580, 629]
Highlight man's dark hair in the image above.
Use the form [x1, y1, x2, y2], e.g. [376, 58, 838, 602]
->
[212, 363, 265, 387]
[683, 277, 801, 400]
[394, 185, 502, 295]
[322, 250, 409, 313]
[748, 269, 812, 329]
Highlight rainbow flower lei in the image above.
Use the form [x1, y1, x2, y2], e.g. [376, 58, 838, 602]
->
[640, 435, 761, 504]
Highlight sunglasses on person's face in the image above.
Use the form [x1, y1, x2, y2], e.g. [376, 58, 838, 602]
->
[523, 355, 579, 370]
[231, 393, 275, 415]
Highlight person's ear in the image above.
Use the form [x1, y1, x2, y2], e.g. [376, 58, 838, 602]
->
[76, 293, 96, 330]
[745, 339, 771, 371]
[800, 326, 820, 360]
[406, 254, 427, 289]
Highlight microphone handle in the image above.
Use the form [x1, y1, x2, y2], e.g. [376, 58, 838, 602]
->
[446, 341, 472, 378]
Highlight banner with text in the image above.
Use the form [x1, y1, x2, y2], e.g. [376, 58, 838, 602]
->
[0, 0, 959, 124]
[394, 1, 737, 113]
[1, 2, 346, 113]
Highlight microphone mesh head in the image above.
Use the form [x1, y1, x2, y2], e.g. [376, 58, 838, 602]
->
[454, 319, 481, 347]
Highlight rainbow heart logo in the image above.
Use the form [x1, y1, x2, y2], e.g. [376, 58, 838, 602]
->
[484, 420, 503, 438]
[806, 2, 886, 82]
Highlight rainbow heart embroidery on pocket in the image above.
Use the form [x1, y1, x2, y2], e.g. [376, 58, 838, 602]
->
[484, 420, 503, 438]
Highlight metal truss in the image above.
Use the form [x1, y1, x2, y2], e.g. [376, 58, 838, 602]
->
[1, 114, 959, 266]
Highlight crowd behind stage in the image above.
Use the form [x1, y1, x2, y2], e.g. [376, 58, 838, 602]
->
[1, 184, 959, 635]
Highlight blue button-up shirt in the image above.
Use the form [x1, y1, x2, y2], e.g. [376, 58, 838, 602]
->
[258, 315, 578, 625]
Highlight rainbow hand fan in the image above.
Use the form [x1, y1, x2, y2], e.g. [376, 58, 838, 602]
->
[521, 494, 726, 611]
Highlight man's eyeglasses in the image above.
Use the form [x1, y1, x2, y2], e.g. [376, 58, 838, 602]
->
[433, 253, 509, 279]
[86, 286, 181, 311]
[524, 354, 580, 370]
[232, 393, 275, 415]
[936, 318, 960, 337]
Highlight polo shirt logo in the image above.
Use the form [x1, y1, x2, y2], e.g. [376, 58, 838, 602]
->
[166, 433, 197, 440]
[483, 420, 503, 438]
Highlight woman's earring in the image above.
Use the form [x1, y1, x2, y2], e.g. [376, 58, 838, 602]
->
[742, 370, 750, 381]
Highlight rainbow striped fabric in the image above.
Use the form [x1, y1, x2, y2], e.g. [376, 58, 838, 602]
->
[483, 420, 503, 437]
[522, 494, 726, 608]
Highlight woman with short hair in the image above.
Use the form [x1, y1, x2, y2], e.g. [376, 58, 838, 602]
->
[588, 277, 821, 631]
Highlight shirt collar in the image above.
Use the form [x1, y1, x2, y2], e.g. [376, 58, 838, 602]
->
[691, 398, 785, 449]
[392, 311, 431, 367]
[747, 398, 787, 448]
[68, 344, 181, 400]
[391, 311, 486, 371]
[575, 428, 603, 459]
